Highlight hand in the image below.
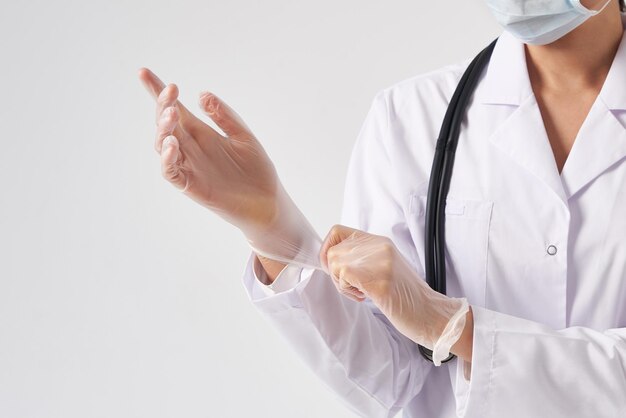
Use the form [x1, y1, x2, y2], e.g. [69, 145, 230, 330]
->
[138, 68, 322, 269]
[138, 67, 280, 229]
[320, 225, 470, 365]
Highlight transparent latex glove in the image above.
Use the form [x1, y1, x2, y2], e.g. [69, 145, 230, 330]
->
[320, 225, 470, 366]
[138, 68, 322, 269]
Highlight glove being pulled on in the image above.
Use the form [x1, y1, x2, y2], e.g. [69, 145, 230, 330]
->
[320, 225, 470, 366]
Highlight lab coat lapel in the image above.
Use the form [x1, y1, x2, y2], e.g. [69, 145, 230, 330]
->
[476, 27, 626, 204]
[487, 96, 568, 204]
[476, 31, 568, 204]
[560, 27, 626, 200]
[560, 104, 626, 200]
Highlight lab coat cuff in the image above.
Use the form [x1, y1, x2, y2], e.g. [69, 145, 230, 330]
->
[454, 304, 497, 418]
[241, 251, 313, 313]
[252, 252, 302, 295]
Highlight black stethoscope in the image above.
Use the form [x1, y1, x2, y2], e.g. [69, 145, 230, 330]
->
[418, 38, 498, 364]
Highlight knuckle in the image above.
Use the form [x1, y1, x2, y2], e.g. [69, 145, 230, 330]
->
[329, 224, 343, 236]
[156, 124, 171, 140]
[159, 107, 175, 123]
[340, 264, 352, 276]
[322, 224, 341, 245]
[380, 239, 395, 256]
[161, 162, 177, 181]
[157, 93, 169, 106]
[380, 259, 394, 275]
[339, 264, 356, 282]
[326, 247, 338, 264]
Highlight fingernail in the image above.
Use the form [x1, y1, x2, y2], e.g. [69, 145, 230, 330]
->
[201, 94, 216, 114]
[207, 98, 215, 114]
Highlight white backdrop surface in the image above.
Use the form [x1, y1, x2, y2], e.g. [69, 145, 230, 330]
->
[0, 1, 499, 417]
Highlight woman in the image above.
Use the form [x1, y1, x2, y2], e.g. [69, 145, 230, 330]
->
[139, 1, 626, 416]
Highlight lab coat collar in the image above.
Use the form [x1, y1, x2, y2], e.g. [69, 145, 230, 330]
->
[479, 14, 626, 204]
[474, 30, 533, 106]
[488, 93, 626, 204]
[476, 13, 626, 110]
[561, 100, 626, 199]
[488, 96, 570, 204]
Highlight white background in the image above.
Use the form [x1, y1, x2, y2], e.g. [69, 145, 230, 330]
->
[0, 1, 499, 417]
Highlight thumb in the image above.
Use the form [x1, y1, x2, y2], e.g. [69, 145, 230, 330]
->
[198, 92, 254, 138]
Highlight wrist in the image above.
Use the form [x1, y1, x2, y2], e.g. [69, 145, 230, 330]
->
[421, 291, 472, 365]
[450, 306, 474, 362]
[256, 254, 288, 284]
[425, 289, 460, 338]
[243, 187, 322, 270]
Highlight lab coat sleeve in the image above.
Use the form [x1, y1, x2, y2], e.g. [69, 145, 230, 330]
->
[251, 253, 302, 297]
[456, 305, 626, 417]
[240, 90, 433, 418]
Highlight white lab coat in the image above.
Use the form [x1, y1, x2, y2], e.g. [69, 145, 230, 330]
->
[241, 14, 626, 418]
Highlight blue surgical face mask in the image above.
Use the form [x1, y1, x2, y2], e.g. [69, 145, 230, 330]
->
[486, 0, 612, 45]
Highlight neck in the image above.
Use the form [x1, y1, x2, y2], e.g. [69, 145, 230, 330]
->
[525, 2, 624, 92]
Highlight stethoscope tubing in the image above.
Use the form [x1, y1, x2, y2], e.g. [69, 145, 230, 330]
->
[420, 38, 498, 363]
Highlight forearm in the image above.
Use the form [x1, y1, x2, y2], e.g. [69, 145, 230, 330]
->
[258, 247, 477, 363]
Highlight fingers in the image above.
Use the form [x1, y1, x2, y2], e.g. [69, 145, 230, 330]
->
[337, 278, 366, 302]
[199, 92, 254, 138]
[156, 84, 179, 124]
[321, 224, 368, 302]
[160, 135, 187, 191]
[138, 67, 202, 132]
[155, 106, 179, 153]
[138, 67, 166, 99]
[319, 224, 361, 273]
[138, 68, 255, 143]
[154, 87, 189, 153]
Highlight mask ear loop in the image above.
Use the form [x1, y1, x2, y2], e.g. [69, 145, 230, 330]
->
[570, 0, 612, 16]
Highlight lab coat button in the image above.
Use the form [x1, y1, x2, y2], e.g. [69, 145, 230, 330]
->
[547, 245, 558, 256]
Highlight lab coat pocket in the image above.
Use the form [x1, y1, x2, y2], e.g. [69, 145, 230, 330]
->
[405, 194, 494, 306]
